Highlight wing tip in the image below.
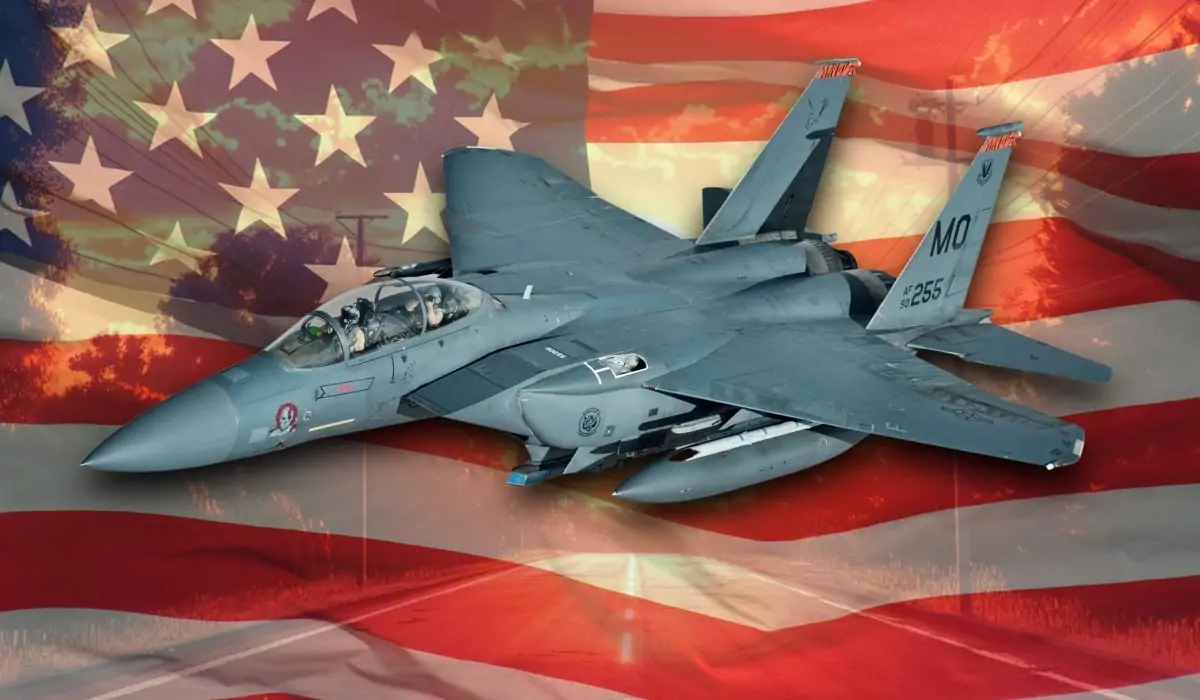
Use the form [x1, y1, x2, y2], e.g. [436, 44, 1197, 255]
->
[1087, 363, 1114, 383]
[813, 57, 861, 79]
[976, 121, 1024, 137]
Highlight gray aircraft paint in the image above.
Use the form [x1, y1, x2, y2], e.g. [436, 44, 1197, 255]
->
[82, 60, 1112, 504]
[696, 58, 859, 247]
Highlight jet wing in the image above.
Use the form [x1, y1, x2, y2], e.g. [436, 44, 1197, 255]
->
[646, 319, 1086, 468]
[442, 147, 681, 274]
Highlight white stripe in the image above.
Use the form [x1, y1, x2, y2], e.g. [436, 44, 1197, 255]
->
[1028, 675, 1200, 700]
[0, 609, 636, 699]
[585, 137, 1200, 257]
[587, 45, 1200, 158]
[0, 263, 297, 344]
[593, 0, 870, 17]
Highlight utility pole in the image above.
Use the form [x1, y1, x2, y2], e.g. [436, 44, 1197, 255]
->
[335, 214, 388, 265]
[335, 212, 387, 590]
[945, 76, 972, 619]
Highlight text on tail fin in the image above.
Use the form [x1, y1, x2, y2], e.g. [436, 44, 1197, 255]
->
[864, 121, 1023, 332]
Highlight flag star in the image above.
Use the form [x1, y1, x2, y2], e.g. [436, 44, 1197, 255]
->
[295, 86, 376, 167]
[374, 32, 445, 93]
[384, 164, 447, 244]
[149, 222, 211, 271]
[306, 236, 381, 302]
[48, 136, 133, 214]
[465, 36, 521, 67]
[0, 60, 45, 135]
[211, 16, 289, 91]
[455, 95, 530, 150]
[0, 182, 47, 247]
[219, 159, 299, 237]
[424, 0, 439, 11]
[51, 4, 130, 77]
[145, 0, 196, 19]
[510, 0, 526, 8]
[307, 0, 357, 22]
[134, 83, 216, 156]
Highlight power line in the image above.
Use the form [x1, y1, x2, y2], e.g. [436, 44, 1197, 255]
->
[335, 214, 389, 265]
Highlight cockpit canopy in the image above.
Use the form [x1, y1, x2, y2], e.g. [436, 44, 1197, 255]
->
[265, 279, 488, 369]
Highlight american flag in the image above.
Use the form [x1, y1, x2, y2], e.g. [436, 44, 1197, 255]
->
[2, 0, 1199, 696]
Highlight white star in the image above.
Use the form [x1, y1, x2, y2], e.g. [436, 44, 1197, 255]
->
[51, 4, 130, 77]
[0, 182, 47, 247]
[374, 32, 444, 93]
[219, 159, 299, 237]
[383, 163, 447, 244]
[0, 61, 44, 135]
[48, 136, 134, 214]
[145, 0, 196, 19]
[305, 236, 381, 302]
[134, 82, 217, 156]
[211, 16, 289, 91]
[294, 86, 376, 167]
[455, 94, 530, 150]
[149, 222, 211, 271]
[465, 36, 521, 67]
[307, 0, 356, 22]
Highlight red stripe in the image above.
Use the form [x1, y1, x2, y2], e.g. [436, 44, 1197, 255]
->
[589, 0, 1199, 90]
[2, 511, 1197, 698]
[586, 86, 1200, 211]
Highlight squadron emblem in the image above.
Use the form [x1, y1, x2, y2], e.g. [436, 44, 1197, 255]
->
[578, 408, 602, 437]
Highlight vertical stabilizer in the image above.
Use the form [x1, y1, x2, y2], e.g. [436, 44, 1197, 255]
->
[695, 58, 858, 247]
[865, 122, 1023, 332]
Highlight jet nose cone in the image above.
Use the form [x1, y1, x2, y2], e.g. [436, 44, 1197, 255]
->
[81, 380, 239, 472]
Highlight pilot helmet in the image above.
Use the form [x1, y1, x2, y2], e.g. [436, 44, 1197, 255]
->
[422, 285, 443, 305]
[340, 304, 361, 325]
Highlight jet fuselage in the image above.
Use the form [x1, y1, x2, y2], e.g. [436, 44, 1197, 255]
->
[81, 237, 879, 475]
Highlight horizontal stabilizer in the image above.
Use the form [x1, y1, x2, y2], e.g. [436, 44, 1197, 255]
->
[908, 323, 1112, 383]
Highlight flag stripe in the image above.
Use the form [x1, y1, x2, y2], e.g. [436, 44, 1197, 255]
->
[1, 611, 634, 700]
[5, 424, 1200, 629]
[0, 264, 295, 345]
[584, 139, 1200, 258]
[3, 517, 1200, 698]
[585, 43, 1200, 158]
[585, 84, 1200, 211]
[1029, 674, 1200, 700]
[588, 0, 1199, 89]
[592, 0, 871, 16]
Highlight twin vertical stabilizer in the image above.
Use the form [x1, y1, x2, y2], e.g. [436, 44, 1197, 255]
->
[864, 122, 1024, 332]
[694, 58, 859, 247]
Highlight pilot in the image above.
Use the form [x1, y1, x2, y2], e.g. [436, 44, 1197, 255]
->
[339, 303, 366, 354]
[354, 297, 380, 348]
[404, 286, 445, 330]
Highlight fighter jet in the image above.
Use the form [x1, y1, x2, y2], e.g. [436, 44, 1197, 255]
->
[82, 58, 1112, 503]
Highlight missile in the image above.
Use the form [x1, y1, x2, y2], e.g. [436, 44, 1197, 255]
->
[612, 422, 866, 504]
